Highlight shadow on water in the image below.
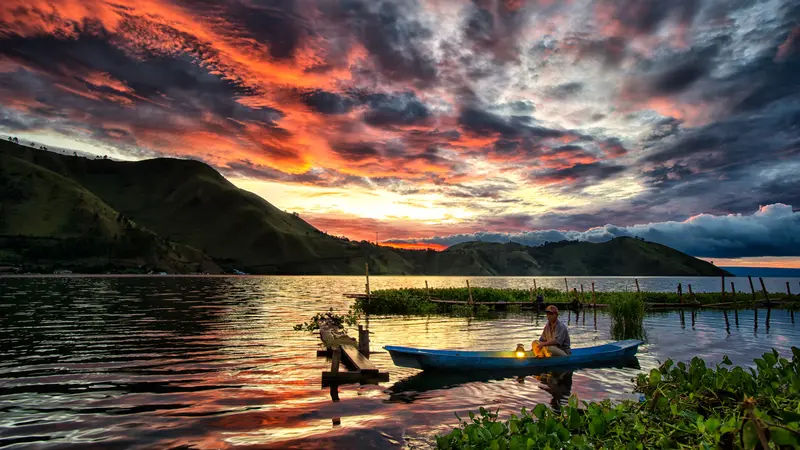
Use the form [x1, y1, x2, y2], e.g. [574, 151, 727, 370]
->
[386, 358, 641, 410]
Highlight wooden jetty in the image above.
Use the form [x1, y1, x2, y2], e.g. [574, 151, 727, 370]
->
[317, 317, 388, 387]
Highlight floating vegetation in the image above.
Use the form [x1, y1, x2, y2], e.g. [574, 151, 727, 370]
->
[353, 287, 798, 316]
[292, 308, 359, 332]
[436, 347, 800, 449]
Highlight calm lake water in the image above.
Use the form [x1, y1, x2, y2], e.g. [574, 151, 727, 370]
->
[1, 276, 798, 449]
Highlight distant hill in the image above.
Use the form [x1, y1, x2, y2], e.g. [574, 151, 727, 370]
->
[0, 141, 730, 276]
[721, 267, 800, 278]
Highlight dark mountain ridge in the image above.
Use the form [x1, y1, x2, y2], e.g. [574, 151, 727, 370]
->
[0, 141, 730, 276]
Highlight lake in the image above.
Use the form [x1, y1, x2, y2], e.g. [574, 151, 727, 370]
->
[1, 276, 798, 449]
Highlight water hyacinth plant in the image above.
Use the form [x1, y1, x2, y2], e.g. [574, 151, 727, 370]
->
[435, 347, 800, 449]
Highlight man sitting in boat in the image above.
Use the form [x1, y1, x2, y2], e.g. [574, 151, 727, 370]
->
[533, 305, 571, 357]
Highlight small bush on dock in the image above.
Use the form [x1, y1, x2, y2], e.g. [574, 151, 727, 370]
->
[292, 308, 359, 332]
[436, 347, 800, 449]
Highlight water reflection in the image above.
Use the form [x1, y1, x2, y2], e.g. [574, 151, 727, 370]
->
[387, 358, 641, 412]
[0, 277, 798, 449]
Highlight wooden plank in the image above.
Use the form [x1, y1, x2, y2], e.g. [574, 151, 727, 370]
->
[341, 344, 379, 374]
[748, 276, 756, 301]
[319, 318, 357, 348]
[322, 371, 389, 387]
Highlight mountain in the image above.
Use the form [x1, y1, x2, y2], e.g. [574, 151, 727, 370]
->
[0, 145, 220, 273]
[0, 141, 730, 276]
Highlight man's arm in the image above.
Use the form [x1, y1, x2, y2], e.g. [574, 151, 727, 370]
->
[538, 326, 556, 346]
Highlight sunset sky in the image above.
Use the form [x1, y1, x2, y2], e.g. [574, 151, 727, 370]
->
[1, 0, 799, 266]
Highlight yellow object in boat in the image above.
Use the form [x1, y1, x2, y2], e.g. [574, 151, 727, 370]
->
[515, 343, 526, 358]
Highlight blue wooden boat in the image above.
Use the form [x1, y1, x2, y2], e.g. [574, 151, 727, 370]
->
[384, 340, 642, 371]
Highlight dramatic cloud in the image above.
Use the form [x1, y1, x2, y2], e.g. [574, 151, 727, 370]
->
[388, 204, 800, 259]
[1, 0, 799, 261]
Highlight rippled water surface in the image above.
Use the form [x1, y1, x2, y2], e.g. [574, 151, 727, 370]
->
[1, 276, 798, 449]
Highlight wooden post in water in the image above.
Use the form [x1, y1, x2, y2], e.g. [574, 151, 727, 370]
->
[754, 307, 759, 333]
[591, 282, 596, 307]
[425, 280, 431, 301]
[331, 346, 341, 375]
[466, 280, 473, 305]
[787, 281, 792, 297]
[748, 276, 756, 302]
[365, 263, 371, 304]
[564, 277, 569, 292]
[533, 279, 537, 292]
[634, 279, 641, 294]
[688, 284, 697, 303]
[731, 281, 735, 297]
[358, 325, 370, 358]
[723, 309, 730, 334]
[734, 306, 739, 326]
[580, 284, 585, 303]
[759, 277, 770, 305]
[529, 287, 533, 303]
[766, 307, 771, 333]
[680, 310, 685, 328]
[677, 283, 684, 304]
[721, 276, 725, 302]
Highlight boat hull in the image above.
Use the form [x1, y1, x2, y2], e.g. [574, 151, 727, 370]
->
[384, 340, 642, 371]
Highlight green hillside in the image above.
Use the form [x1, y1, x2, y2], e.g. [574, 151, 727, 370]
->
[0, 147, 220, 273]
[0, 141, 730, 276]
[433, 239, 728, 276]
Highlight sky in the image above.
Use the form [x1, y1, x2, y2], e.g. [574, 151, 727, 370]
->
[0, 0, 799, 266]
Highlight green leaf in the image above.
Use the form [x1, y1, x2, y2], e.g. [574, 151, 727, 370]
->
[480, 427, 494, 442]
[649, 368, 662, 385]
[533, 404, 547, 419]
[490, 439, 500, 450]
[780, 410, 800, 424]
[704, 417, 721, 433]
[491, 422, 504, 438]
[721, 355, 732, 365]
[588, 417, 605, 436]
[769, 427, 797, 446]
[568, 394, 579, 409]
[742, 422, 760, 449]
[763, 352, 777, 367]
[526, 437, 535, 450]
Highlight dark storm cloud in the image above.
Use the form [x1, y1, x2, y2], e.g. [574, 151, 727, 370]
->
[598, 0, 702, 36]
[534, 162, 627, 187]
[332, 0, 437, 83]
[300, 90, 354, 115]
[458, 107, 566, 139]
[0, 33, 284, 128]
[566, 36, 627, 68]
[331, 142, 380, 161]
[546, 82, 584, 99]
[361, 91, 431, 127]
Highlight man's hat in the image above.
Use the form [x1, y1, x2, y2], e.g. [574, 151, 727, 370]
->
[545, 305, 559, 314]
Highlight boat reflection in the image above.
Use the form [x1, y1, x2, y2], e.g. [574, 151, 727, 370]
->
[386, 357, 641, 408]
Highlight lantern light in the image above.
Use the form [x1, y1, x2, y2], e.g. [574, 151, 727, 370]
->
[515, 343, 526, 358]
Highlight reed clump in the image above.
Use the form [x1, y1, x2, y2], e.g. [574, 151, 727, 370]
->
[606, 293, 645, 340]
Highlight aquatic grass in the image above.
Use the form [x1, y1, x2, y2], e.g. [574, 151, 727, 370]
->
[356, 287, 796, 316]
[436, 347, 800, 450]
[606, 293, 646, 340]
